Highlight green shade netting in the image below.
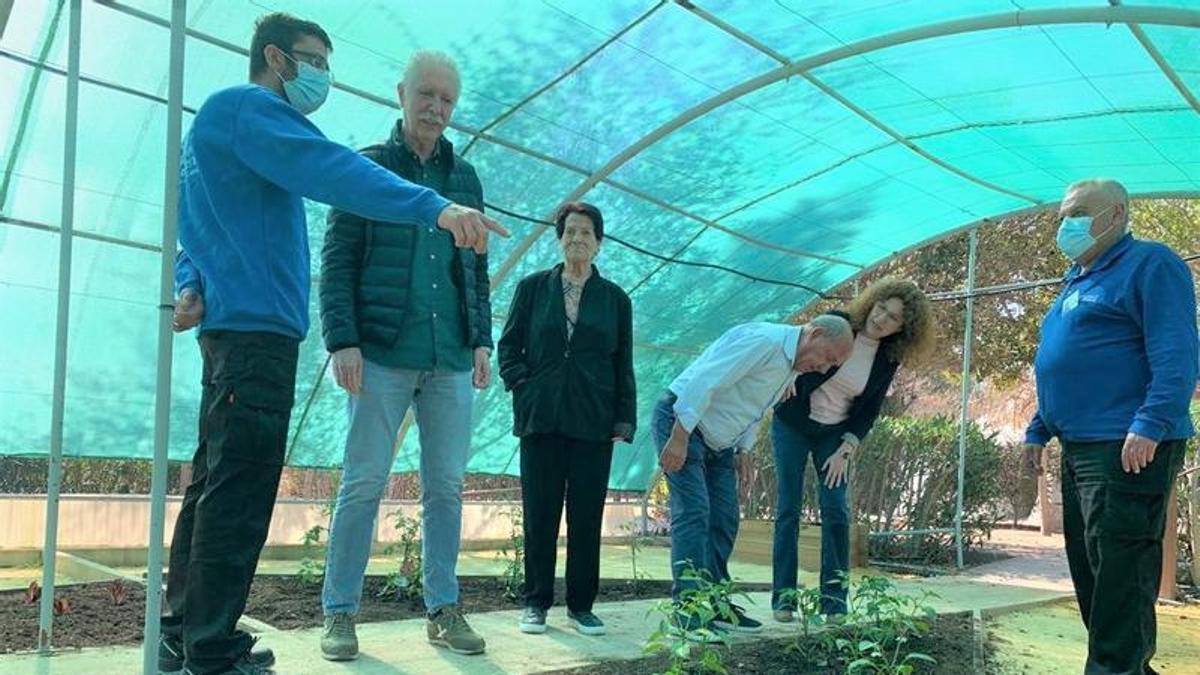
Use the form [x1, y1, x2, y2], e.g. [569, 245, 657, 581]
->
[1, 1, 1197, 490]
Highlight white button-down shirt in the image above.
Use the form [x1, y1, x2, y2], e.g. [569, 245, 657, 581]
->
[669, 322, 802, 452]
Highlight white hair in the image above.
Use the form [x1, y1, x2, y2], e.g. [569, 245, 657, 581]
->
[1067, 178, 1130, 231]
[808, 314, 852, 342]
[402, 50, 461, 93]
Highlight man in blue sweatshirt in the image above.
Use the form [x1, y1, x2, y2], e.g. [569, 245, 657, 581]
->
[163, 13, 507, 675]
[1025, 178, 1197, 675]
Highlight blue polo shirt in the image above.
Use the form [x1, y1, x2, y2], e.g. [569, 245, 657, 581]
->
[1026, 234, 1198, 445]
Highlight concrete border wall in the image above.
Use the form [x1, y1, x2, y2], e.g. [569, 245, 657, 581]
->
[0, 495, 642, 551]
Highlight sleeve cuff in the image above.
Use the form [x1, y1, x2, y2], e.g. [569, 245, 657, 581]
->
[1024, 429, 1052, 446]
[612, 422, 634, 441]
[1129, 418, 1166, 442]
[672, 403, 700, 434]
[421, 196, 452, 229]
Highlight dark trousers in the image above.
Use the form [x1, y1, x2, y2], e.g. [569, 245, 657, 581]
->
[770, 417, 851, 615]
[1061, 439, 1185, 675]
[519, 433, 614, 613]
[161, 331, 298, 675]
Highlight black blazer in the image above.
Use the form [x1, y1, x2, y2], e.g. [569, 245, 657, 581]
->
[498, 264, 637, 443]
[774, 314, 901, 442]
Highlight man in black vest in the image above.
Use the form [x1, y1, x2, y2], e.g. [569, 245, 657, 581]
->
[317, 51, 492, 661]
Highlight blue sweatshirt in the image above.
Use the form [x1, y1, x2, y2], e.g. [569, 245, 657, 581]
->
[174, 84, 450, 339]
[1026, 234, 1198, 445]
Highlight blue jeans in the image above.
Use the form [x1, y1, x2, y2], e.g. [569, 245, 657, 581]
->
[322, 359, 473, 614]
[652, 393, 740, 601]
[771, 416, 850, 615]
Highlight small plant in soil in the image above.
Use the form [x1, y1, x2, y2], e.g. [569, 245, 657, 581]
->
[297, 500, 336, 586]
[23, 581, 40, 605]
[622, 520, 651, 595]
[106, 579, 129, 606]
[379, 509, 423, 601]
[784, 573, 940, 674]
[644, 564, 747, 674]
[496, 505, 525, 601]
[298, 523, 327, 586]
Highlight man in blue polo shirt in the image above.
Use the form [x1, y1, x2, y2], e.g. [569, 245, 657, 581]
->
[1025, 178, 1197, 675]
[164, 13, 506, 675]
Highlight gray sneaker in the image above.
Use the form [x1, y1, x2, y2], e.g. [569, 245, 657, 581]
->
[427, 605, 486, 655]
[519, 606, 548, 634]
[320, 613, 358, 661]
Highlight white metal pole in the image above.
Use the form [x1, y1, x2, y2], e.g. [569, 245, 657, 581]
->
[143, 1, 186, 672]
[37, 0, 81, 654]
[954, 229, 979, 569]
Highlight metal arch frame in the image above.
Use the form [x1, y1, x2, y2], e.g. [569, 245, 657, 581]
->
[490, 4, 1200, 288]
[93, 0, 853, 270]
[459, 0, 669, 156]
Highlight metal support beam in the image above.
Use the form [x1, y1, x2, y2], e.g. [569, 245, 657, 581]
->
[490, 4, 1200, 288]
[679, 1, 1041, 215]
[1124, 27, 1200, 114]
[954, 229, 979, 569]
[142, 1, 185, 672]
[38, 0, 81, 654]
[91, 0, 852, 275]
[0, 0, 13, 40]
[461, 1, 668, 156]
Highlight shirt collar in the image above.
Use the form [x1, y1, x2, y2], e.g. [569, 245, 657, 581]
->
[390, 119, 451, 166]
[782, 325, 802, 365]
[1067, 232, 1134, 281]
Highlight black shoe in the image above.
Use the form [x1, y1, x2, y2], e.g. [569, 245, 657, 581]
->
[159, 634, 185, 674]
[519, 606, 548, 634]
[567, 610, 607, 636]
[180, 642, 276, 675]
[712, 602, 763, 634]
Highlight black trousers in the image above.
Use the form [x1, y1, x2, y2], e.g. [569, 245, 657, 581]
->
[520, 433, 614, 613]
[161, 331, 298, 675]
[1061, 439, 1185, 675]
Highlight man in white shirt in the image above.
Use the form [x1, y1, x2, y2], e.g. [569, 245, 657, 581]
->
[652, 314, 853, 634]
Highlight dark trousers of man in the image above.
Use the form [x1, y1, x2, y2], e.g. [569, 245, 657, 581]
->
[1061, 439, 1185, 675]
[519, 433, 614, 613]
[161, 331, 298, 674]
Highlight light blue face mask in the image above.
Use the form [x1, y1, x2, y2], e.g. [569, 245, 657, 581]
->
[1056, 205, 1117, 261]
[275, 53, 330, 115]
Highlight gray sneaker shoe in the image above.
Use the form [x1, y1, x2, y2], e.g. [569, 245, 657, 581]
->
[320, 613, 358, 662]
[519, 606, 548, 634]
[427, 605, 486, 655]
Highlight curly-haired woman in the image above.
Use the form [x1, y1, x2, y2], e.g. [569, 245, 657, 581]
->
[770, 278, 935, 620]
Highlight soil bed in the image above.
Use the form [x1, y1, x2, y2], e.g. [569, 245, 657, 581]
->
[550, 613, 983, 675]
[1, 582, 147, 654]
[246, 575, 772, 630]
[1, 575, 772, 649]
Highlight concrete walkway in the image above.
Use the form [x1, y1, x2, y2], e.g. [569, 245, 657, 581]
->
[1, 540, 1071, 675]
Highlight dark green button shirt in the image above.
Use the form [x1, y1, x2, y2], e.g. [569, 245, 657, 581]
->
[362, 140, 471, 372]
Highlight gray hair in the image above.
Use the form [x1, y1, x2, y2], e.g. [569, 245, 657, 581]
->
[808, 314, 852, 342]
[402, 50, 461, 93]
[1067, 178, 1130, 231]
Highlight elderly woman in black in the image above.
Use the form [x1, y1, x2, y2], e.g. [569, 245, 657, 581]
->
[498, 201, 636, 638]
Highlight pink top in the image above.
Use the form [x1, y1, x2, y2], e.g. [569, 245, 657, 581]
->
[809, 333, 880, 425]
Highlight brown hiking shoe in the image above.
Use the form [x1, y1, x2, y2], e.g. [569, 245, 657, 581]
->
[427, 605, 486, 655]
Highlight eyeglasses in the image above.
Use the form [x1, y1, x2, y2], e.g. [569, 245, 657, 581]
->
[288, 48, 331, 73]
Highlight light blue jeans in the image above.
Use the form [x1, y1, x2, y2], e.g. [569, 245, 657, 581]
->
[322, 359, 473, 614]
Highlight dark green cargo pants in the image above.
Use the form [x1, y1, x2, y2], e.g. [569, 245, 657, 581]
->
[1061, 439, 1185, 675]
